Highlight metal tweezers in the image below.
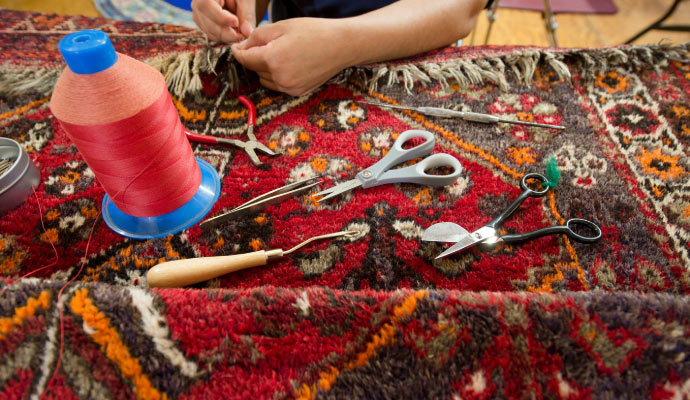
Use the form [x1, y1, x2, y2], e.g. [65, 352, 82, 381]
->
[199, 176, 322, 231]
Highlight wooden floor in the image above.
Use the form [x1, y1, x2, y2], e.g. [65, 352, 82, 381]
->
[0, 0, 689, 47]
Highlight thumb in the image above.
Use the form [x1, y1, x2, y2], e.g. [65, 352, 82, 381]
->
[235, 24, 282, 50]
[232, 41, 268, 71]
[237, 0, 256, 38]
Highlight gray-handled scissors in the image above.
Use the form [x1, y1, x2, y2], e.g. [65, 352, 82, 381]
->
[422, 173, 602, 259]
[314, 130, 463, 202]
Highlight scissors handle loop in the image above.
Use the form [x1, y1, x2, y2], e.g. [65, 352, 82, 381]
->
[565, 218, 602, 243]
[357, 130, 437, 188]
[500, 218, 602, 244]
[519, 173, 551, 196]
[370, 153, 463, 188]
[487, 173, 550, 229]
[357, 130, 463, 188]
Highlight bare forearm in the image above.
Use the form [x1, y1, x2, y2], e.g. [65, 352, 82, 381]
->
[231, 0, 488, 96]
[337, 0, 487, 66]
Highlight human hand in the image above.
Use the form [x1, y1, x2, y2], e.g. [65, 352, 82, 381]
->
[191, 0, 256, 42]
[231, 18, 355, 96]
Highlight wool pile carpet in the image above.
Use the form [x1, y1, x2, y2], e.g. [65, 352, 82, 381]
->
[1, 9, 689, 399]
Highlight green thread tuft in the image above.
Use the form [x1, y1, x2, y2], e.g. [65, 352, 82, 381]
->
[543, 156, 560, 189]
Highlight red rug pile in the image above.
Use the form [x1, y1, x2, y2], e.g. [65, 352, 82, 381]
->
[1, 9, 689, 399]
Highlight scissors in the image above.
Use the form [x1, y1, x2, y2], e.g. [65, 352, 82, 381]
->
[360, 101, 565, 130]
[185, 95, 278, 166]
[422, 173, 602, 259]
[313, 130, 463, 202]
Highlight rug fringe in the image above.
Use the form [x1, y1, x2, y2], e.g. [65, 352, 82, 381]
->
[0, 67, 62, 97]
[0, 46, 236, 99]
[146, 46, 236, 98]
[1, 43, 687, 98]
[358, 43, 689, 93]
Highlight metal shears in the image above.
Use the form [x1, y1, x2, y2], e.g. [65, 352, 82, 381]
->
[185, 95, 278, 166]
[314, 130, 463, 202]
[422, 173, 602, 259]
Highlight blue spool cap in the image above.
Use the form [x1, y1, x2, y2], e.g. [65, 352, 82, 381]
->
[58, 30, 117, 74]
[102, 158, 221, 240]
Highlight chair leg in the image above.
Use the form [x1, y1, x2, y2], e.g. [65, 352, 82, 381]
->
[542, 0, 559, 47]
[624, 0, 684, 44]
[484, 0, 501, 44]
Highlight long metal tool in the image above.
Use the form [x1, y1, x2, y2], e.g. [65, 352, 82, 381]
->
[360, 100, 565, 130]
[146, 230, 360, 287]
[200, 176, 322, 230]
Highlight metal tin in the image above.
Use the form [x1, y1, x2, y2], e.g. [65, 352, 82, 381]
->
[0, 138, 40, 214]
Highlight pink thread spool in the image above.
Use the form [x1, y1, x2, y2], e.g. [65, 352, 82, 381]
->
[50, 30, 220, 239]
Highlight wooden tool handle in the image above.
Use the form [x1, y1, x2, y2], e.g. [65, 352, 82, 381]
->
[146, 251, 271, 288]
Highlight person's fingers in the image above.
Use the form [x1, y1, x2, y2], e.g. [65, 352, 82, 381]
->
[256, 71, 274, 81]
[194, 0, 239, 28]
[196, 13, 243, 42]
[232, 42, 270, 71]
[239, 21, 254, 39]
[224, 0, 236, 12]
[192, 11, 202, 31]
[193, 13, 221, 41]
[236, 0, 257, 38]
[234, 24, 282, 50]
[259, 77, 279, 92]
[215, 21, 244, 43]
[193, 0, 245, 42]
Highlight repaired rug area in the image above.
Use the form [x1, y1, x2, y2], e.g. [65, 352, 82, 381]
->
[1, 9, 689, 399]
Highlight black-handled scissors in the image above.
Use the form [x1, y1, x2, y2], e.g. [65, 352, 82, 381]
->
[422, 173, 602, 259]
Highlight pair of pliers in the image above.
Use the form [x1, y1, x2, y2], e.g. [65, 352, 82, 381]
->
[185, 95, 278, 166]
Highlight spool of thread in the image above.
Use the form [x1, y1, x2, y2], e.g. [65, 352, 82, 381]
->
[50, 30, 220, 239]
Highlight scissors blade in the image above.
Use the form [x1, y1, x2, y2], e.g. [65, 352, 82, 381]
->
[435, 225, 498, 259]
[313, 179, 362, 202]
[422, 222, 469, 243]
[435, 234, 480, 259]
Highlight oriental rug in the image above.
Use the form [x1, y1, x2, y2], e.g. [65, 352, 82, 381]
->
[1, 9, 689, 400]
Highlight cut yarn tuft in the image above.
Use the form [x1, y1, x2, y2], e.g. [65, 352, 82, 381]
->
[543, 156, 561, 189]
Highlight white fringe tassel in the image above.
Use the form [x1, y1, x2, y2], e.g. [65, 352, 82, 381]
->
[1, 43, 687, 98]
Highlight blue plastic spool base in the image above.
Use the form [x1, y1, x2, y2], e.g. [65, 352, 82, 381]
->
[102, 158, 220, 239]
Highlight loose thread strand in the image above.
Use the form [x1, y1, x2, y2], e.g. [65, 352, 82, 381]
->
[0, 186, 59, 297]
[45, 207, 101, 391]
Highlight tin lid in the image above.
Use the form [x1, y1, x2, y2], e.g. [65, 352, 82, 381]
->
[0, 138, 29, 196]
[0, 137, 40, 214]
